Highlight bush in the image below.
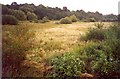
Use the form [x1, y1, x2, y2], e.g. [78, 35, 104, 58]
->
[60, 17, 72, 24]
[27, 12, 38, 22]
[49, 52, 83, 77]
[2, 15, 18, 25]
[41, 16, 50, 23]
[81, 28, 106, 41]
[79, 42, 118, 76]
[69, 15, 78, 22]
[80, 23, 120, 77]
[81, 22, 105, 41]
[9, 9, 27, 21]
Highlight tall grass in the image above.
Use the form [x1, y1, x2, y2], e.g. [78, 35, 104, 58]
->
[2, 25, 36, 77]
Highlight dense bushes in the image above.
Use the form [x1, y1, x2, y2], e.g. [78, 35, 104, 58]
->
[81, 22, 105, 41]
[2, 15, 18, 25]
[82, 22, 120, 41]
[69, 15, 78, 22]
[9, 9, 27, 21]
[49, 52, 83, 77]
[59, 15, 78, 24]
[41, 16, 50, 23]
[80, 23, 120, 76]
[83, 28, 105, 41]
[48, 23, 120, 77]
[27, 12, 38, 22]
[60, 17, 72, 24]
[79, 42, 112, 74]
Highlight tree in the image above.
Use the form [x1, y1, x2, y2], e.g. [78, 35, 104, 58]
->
[34, 4, 47, 19]
[27, 12, 38, 21]
[11, 2, 18, 5]
[10, 2, 19, 9]
[19, 3, 35, 14]
[9, 9, 26, 21]
[2, 15, 18, 25]
[2, 5, 9, 15]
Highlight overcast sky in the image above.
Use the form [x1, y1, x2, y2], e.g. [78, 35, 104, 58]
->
[0, 0, 120, 15]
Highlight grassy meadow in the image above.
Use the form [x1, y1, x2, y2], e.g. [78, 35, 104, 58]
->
[3, 21, 119, 77]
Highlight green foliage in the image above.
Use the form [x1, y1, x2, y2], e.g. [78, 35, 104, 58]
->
[2, 15, 18, 25]
[103, 39, 120, 74]
[49, 52, 83, 77]
[69, 15, 78, 22]
[79, 42, 112, 74]
[82, 29, 105, 41]
[19, 4, 35, 13]
[9, 9, 27, 21]
[60, 17, 72, 24]
[41, 16, 50, 23]
[27, 12, 38, 22]
[81, 22, 105, 41]
[80, 23, 120, 76]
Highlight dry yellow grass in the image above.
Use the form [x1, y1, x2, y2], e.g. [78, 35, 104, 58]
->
[31, 22, 112, 61]
[35, 22, 112, 48]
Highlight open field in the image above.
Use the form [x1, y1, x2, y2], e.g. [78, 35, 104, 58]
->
[2, 1, 120, 77]
[3, 21, 116, 77]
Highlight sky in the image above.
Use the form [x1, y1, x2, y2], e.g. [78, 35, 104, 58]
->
[0, 0, 120, 15]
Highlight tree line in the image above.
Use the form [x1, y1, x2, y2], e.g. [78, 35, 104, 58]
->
[1, 2, 118, 23]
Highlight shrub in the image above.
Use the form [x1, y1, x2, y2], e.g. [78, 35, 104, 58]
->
[81, 28, 105, 41]
[60, 17, 72, 24]
[69, 15, 78, 22]
[80, 23, 120, 77]
[41, 16, 50, 23]
[81, 22, 105, 41]
[49, 52, 83, 77]
[27, 12, 38, 22]
[79, 42, 116, 76]
[107, 24, 120, 39]
[89, 18, 96, 22]
[103, 39, 120, 76]
[2, 15, 18, 25]
[9, 9, 27, 21]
